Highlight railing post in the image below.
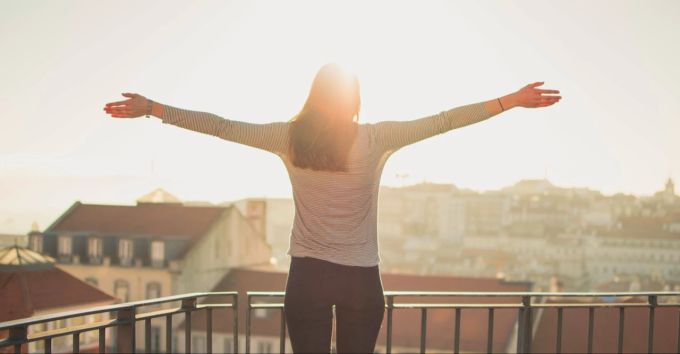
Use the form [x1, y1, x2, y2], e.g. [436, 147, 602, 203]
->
[386, 295, 393, 354]
[556, 307, 563, 354]
[648, 295, 657, 354]
[98, 328, 105, 354]
[280, 308, 287, 354]
[165, 315, 173, 354]
[420, 308, 427, 354]
[8, 325, 27, 354]
[454, 308, 461, 354]
[206, 308, 213, 354]
[587, 307, 594, 354]
[487, 308, 494, 354]
[72, 332, 80, 353]
[246, 294, 251, 354]
[516, 302, 524, 353]
[233, 294, 239, 354]
[116, 307, 136, 354]
[145, 319, 152, 354]
[517, 295, 532, 354]
[618, 306, 625, 354]
[182, 298, 196, 354]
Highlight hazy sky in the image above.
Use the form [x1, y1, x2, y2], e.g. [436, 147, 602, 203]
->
[1, 0, 679, 233]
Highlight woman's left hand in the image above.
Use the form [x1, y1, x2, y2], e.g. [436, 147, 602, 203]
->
[103, 93, 150, 118]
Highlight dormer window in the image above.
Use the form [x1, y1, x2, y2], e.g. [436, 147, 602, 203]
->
[58, 236, 72, 257]
[150, 240, 165, 267]
[88, 237, 102, 262]
[118, 239, 133, 266]
[30, 235, 43, 253]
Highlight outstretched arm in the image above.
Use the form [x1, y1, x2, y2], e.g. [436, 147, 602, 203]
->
[104, 93, 289, 155]
[374, 82, 561, 153]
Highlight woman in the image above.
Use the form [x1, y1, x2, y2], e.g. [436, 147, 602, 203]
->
[104, 63, 560, 353]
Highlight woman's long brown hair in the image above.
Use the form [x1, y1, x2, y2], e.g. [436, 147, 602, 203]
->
[288, 64, 360, 172]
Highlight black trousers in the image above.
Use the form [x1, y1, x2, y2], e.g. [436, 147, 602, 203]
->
[284, 256, 386, 353]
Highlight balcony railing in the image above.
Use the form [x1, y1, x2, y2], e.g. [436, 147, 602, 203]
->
[1, 291, 679, 353]
[247, 291, 680, 354]
[0, 292, 238, 354]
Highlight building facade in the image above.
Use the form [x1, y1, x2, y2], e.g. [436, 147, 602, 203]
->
[28, 191, 272, 352]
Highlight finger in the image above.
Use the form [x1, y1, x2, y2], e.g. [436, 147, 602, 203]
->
[528, 81, 545, 88]
[122, 93, 138, 98]
[105, 99, 132, 107]
[106, 107, 130, 113]
[536, 89, 560, 94]
[539, 100, 559, 107]
[108, 109, 130, 114]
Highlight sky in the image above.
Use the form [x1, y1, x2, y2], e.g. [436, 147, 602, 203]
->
[1, 0, 679, 234]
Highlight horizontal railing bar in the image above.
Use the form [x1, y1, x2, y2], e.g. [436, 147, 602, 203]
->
[196, 304, 235, 309]
[135, 308, 185, 321]
[387, 291, 680, 297]
[248, 291, 286, 297]
[394, 304, 522, 309]
[7, 303, 238, 345]
[0, 292, 237, 330]
[533, 303, 652, 309]
[248, 290, 680, 298]
[248, 302, 670, 310]
[251, 304, 285, 309]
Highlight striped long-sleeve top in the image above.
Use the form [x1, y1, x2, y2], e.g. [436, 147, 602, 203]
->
[160, 102, 492, 267]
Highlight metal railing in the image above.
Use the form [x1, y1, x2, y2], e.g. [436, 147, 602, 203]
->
[247, 291, 680, 354]
[0, 292, 238, 354]
[2, 291, 678, 353]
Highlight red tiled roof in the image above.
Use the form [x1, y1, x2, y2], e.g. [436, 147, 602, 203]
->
[0, 266, 116, 322]
[47, 202, 229, 240]
[182, 267, 531, 352]
[532, 298, 680, 354]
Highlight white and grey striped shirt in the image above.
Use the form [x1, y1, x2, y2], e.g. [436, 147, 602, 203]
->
[160, 102, 491, 267]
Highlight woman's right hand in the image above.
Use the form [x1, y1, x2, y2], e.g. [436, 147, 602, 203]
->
[513, 82, 561, 108]
[103, 92, 151, 118]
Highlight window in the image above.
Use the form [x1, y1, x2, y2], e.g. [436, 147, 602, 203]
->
[146, 282, 161, 299]
[88, 237, 102, 260]
[151, 240, 165, 267]
[257, 340, 273, 354]
[192, 335, 206, 353]
[30, 235, 43, 253]
[114, 279, 130, 302]
[118, 239, 133, 266]
[58, 236, 72, 256]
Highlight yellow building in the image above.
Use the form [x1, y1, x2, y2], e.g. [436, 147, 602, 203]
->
[28, 189, 271, 352]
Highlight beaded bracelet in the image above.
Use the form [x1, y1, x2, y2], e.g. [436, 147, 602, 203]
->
[497, 98, 505, 112]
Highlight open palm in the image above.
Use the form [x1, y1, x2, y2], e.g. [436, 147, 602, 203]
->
[514, 82, 561, 108]
[103, 93, 150, 118]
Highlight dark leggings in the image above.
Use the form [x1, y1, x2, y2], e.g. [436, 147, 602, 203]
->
[284, 256, 386, 353]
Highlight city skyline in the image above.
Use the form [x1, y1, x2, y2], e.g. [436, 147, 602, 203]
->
[0, 175, 675, 235]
